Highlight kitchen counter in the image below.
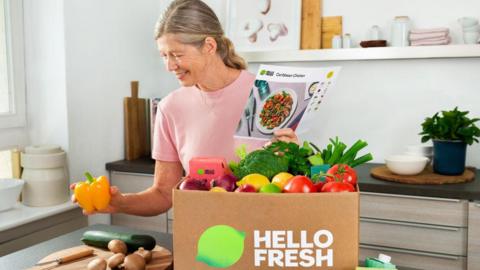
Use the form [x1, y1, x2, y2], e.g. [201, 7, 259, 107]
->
[0, 201, 76, 231]
[0, 224, 173, 270]
[107, 157, 480, 200]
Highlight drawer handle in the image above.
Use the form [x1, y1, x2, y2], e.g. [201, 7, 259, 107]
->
[360, 244, 462, 260]
[360, 192, 462, 203]
[360, 218, 461, 231]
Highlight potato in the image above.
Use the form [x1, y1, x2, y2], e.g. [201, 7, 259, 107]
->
[108, 239, 127, 254]
[107, 253, 125, 268]
[123, 253, 146, 270]
[87, 257, 107, 270]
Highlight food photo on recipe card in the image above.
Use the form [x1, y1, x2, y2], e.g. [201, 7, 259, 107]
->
[235, 64, 341, 141]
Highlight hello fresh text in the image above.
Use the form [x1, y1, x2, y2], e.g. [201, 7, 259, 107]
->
[253, 230, 334, 267]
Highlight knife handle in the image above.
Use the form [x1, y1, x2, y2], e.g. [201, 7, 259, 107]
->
[59, 248, 94, 263]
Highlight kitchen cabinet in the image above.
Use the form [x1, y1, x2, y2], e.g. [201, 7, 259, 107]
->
[468, 201, 480, 269]
[0, 207, 86, 256]
[109, 171, 171, 233]
[360, 192, 468, 270]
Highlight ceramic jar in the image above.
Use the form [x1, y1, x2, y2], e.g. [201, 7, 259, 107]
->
[391, 16, 411, 47]
[21, 145, 69, 206]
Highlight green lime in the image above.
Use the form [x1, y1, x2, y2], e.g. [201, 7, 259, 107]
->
[259, 183, 281, 193]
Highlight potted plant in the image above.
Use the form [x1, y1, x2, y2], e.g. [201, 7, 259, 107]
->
[419, 107, 480, 175]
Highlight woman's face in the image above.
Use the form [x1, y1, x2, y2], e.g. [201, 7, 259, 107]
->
[157, 34, 209, 87]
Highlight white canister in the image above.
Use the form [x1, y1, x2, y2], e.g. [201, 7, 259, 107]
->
[21, 145, 69, 207]
[391, 16, 411, 47]
[342, 33, 352, 48]
[332, 35, 342, 49]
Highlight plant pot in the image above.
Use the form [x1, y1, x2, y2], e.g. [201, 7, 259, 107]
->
[433, 140, 467, 175]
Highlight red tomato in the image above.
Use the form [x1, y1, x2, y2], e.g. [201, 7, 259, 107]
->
[283, 176, 316, 193]
[325, 164, 358, 186]
[313, 181, 325, 192]
[321, 181, 355, 193]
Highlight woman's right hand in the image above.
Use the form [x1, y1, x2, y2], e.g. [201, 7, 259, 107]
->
[70, 183, 124, 215]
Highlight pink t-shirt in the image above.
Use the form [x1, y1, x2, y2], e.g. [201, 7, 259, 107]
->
[152, 70, 256, 172]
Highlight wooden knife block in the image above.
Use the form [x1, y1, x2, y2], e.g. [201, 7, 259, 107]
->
[124, 81, 149, 160]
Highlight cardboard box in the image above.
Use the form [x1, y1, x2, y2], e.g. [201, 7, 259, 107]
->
[173, 189, 359, 270]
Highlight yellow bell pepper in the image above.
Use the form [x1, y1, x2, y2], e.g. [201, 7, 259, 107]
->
[74, 172, 111, 212]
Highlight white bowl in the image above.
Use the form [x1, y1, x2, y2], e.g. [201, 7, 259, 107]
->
[458, 17, 479, 28]
[463, 24, 480, 32]
[0, 179, 24, 212]
[385, 155, 429, 175]
[405, 144, 433, 156]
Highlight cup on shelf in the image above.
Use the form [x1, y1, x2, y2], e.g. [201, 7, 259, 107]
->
[332, 35, 342, 49]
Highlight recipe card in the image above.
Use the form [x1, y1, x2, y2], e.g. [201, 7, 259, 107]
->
[235, 64, 341, 146]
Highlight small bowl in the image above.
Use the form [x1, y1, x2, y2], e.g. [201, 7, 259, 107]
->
[385, 155, 429, 175]
[0, 179, 24, 212]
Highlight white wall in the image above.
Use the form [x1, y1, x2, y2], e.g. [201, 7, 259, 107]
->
[24, 0, 68, 150]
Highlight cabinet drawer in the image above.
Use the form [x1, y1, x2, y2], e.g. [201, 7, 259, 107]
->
[111, 171, 154, 191]
[468, 201, 480, 269]
[360, 192, 468, 227]
[360, 244, 466, 270]
[360, 218, 467, 256]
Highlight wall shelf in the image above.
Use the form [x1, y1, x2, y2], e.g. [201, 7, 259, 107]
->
[239, 44, 480, 63]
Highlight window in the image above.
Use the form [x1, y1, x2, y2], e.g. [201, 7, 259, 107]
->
[0, 0, 25, 129]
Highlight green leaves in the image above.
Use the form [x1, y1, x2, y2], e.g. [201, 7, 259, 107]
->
[420, 107, 480, 145]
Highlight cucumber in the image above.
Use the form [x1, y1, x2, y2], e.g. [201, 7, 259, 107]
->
[81, 230, 156, 252]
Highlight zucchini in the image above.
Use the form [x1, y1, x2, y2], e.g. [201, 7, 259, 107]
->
[81, 230, 156, 252]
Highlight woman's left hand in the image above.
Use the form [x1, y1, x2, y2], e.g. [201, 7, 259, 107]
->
[267, 128, 299, 145]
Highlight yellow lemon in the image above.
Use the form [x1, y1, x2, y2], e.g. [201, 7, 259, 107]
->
[210, 187, 227, 192]
[237, 174, 270, 191]
[271, 172, 294, 190]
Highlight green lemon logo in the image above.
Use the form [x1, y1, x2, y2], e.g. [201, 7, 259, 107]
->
[196, 225, 245, 268]
[260, 69, 267, 75]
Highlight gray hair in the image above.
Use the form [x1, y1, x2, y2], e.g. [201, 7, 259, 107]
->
[154, 0, 246, 70]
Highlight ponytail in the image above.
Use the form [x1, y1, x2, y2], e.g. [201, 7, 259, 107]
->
[218, 36, 247, 70]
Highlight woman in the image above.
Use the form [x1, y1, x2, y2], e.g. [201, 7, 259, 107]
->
[74, 0, 298, 216]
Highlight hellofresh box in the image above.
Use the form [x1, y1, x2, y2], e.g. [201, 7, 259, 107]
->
[172, 138, 371, 269]
[173, 189, 359, 269]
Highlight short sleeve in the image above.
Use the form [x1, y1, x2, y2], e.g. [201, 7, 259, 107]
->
[151, 106, 180, 162]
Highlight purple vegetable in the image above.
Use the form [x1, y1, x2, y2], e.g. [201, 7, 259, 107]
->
[210, 174, 238, 192]
[179, 178, 210, 191]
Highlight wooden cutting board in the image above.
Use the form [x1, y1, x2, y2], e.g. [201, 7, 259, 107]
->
[124, 81, 149, 160]
[371, 165, 475, 184]
[301, 0, 322, 49]
[321, 16, 343, 48]
[29, 245, 172, 270]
